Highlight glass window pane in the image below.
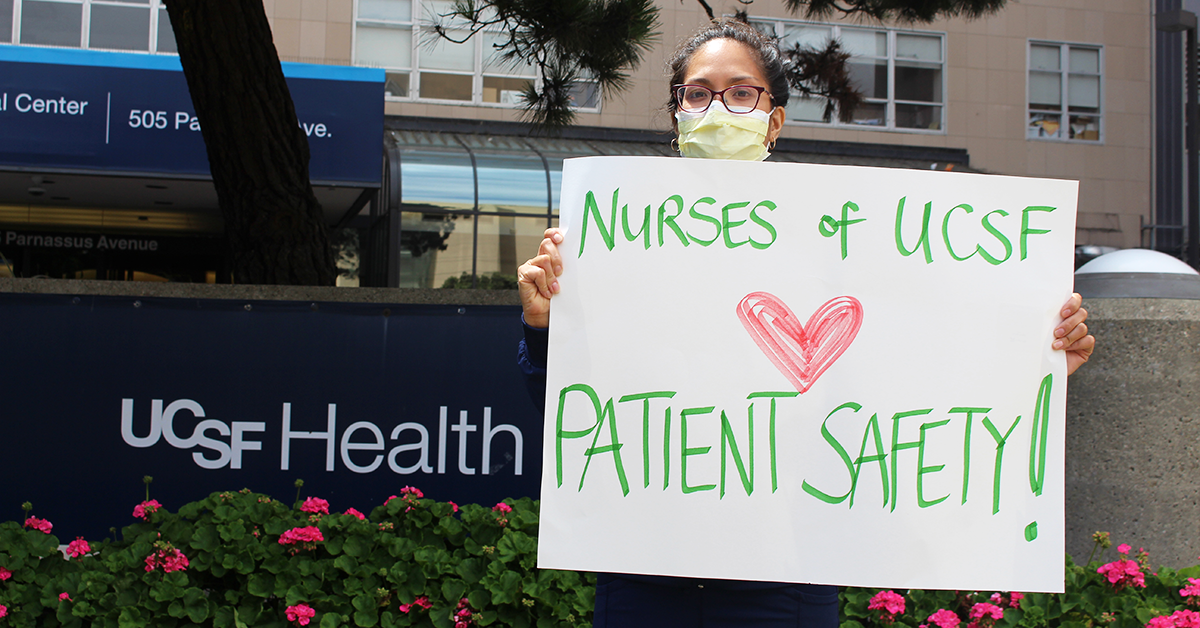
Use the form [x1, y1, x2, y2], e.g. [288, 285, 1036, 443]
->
[1069, 47, 1100, 74]
[422, 29, 474, 71]
[1068, 74, 1099, 109]
[850, 101, 886, 126]
[474, 214, 551, 284]
[895, 62, 941, 102]
[359, 0, 411, 22]
[782, 24, 831, 50]
[420, 72, 472, 100]
[1030, 44, 1060, 71]
[896, 103, 940, 130]
[0, 0, 13, 43]
[21, 0, 82, 47]
[90, 4, 150, 51]
[1069, 114, 1099, 141]
[385, 72, 410, 97]
[400, 149, 474, 211]
[1029, 71, 1061, 107]
[482, 31, 534, 75]
[482, 76, 528, 104]
[568, 81, 599, 108]
[356, 25, 412, 68]
[847, 60, 887, 99]
[787, 95, 828, 122]
[398, 211, 471, 288]
[157, 7, 176, 53]
[896, 34, 940, 61]
[476, 154, 547, 213]
[1028, 112, 1062, 139]
[840, 29, 886, 57]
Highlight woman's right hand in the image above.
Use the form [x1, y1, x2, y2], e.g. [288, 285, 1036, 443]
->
[517, 228, 565, 329]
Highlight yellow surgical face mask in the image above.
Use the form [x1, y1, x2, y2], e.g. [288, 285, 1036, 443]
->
[675, 100, 773, 161]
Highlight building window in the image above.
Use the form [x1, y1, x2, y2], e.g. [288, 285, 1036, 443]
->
[354, 0, 591, 109]
[753, 19, 944, 133]
[1028, 41, 1101, 142]
[4, 0, 175, 53]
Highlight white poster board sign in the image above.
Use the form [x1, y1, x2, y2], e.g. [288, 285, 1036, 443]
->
[537, 156, 1078, 593]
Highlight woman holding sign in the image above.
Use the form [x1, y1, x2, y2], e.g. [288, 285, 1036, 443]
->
[518, 18, 1095, 628]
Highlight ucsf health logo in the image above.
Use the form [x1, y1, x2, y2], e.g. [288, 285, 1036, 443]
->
[119, 399, 525, 476]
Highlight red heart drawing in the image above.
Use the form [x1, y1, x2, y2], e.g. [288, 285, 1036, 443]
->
[736, 292, 864, 393]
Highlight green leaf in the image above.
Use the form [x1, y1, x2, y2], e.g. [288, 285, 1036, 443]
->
[335, 555, 360, 574]
[344, 535, 370, 558]
[354, 608, 380, 627]
[321, 612, 345, 628]
[248, 573, 275, 598]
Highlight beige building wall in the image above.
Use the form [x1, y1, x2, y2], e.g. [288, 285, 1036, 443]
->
[265, 0, 1155, 250]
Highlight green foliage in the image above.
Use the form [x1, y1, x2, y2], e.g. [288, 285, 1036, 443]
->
[441, 272, 519, 290]
[0, 491, 593, 627]
[429, 0, 660, 129]
[782, 0, 1007, 23]
[840, 541, 1200, 628]
[4, 500, 1198, 628]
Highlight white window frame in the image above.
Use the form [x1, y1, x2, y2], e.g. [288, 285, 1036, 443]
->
[1026, 40, 1103, 143]
[6, 0, 174, 54]
[752, 17, 946, 134]
[352, 0, 600, 112]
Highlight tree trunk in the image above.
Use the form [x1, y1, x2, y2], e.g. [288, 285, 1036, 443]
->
[165, 0, 336, 286]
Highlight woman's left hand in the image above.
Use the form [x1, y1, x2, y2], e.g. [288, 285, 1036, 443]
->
[1055, 293, 1095, 376]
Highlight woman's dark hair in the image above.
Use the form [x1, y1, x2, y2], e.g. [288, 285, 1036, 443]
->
[666, 18, 790, 115]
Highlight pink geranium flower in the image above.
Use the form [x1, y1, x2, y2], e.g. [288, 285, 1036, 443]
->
[0, 566, 11, 581]
[279, 526, 324, 553]
[1009, 592, 1024, 608]
[928, 609, 961, 628]
[144, 546, 189, 573]
[58, 592, 72, 602]
[300, 497, 329, 515]
[1118, 544, 1132, 555]
[343, 508, 366, 520]
[448, 501, 459, 513]
[492, 502, 512, 513]
[0, 604, 7, 618]
[132, 499, 162, 520]
[869, 590, 905, 623]
[1180, 578, 1200, 607]
[1098, 558, 1146, 591]
[968, 602, 1005, 628]
[285, 603, 316, 626]
[399, 595, 433, 613]
[66, 537, 90, 558]
[401, 486, 423, 498]
[1148, 610, 1200, 628]
[23, 516, 52, 534]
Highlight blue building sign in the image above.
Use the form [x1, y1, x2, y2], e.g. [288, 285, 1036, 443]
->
[0, 46, 384, 185]
[0, 294, 538, 540]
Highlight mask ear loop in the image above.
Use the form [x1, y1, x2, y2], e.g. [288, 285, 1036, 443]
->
[671, 138, 680, 153]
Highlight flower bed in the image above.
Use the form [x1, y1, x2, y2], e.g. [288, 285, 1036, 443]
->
[1, 491, 1197, 628]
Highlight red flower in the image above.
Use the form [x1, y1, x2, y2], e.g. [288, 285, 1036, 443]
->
[132, 499, 162, 520]
[343, 508, 366, 520]
[869, 590, 906, 623]
[0, 566, 11, 581]
[492, 502, 513, 513]
[300, 497, 329, 515]
[66, 537, 90, 558]
[400, 486, 423, 498]
[23, 516, 52, 534]
[399, 595, 432, 613]
[448, 501, 459, 513]
[0, 603, 7, 618]
[285, 603, 316, 626]
[58, 592, 72, 602]
[1098, 559, 1146, 591]
[144, 545, 189, 573]
[279, 526, 324, 545]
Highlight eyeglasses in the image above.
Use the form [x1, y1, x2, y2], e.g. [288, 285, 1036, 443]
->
[673, 84, 772, 114]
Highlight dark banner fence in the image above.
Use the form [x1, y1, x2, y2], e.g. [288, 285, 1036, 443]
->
[0, 293, 538, 540]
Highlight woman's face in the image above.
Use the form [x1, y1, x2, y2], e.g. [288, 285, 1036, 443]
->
[679, 37, 785, 145]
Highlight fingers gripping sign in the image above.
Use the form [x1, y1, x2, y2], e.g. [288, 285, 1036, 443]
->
[1055, 292, 1095, 376]
[518, 228, 566, 330]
